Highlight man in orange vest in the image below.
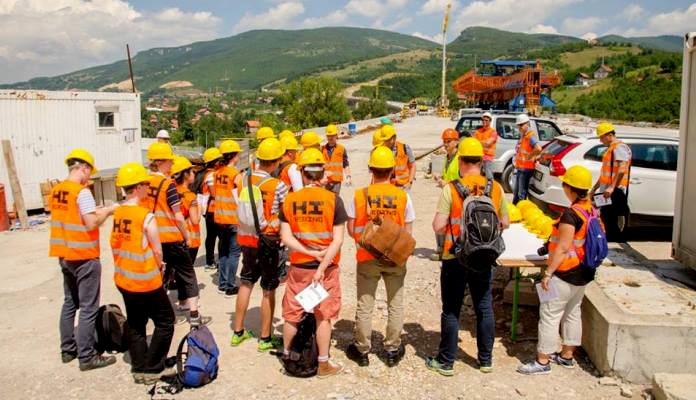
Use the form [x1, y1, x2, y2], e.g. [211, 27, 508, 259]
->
[111, 162, 175, 385]
[512, 114, 542, 204]
[280, 148, 347, 378]
[380, 125, 416, 190]
[200, 148, 223, 270]
[144, 143, 210, 327]
[345, 146, 415, 368]
[427, 138, 509, 377]
[322, 124, 352, 194]
[49, 149, 117, 371]
[473, 112, 498, 180]
[589, 122, 632, 242]
[215, 140, 243, 297]
[277, 135, 303, 192]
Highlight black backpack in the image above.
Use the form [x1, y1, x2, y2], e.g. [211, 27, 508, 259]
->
[449, 179, 505, 272]
[190, 168, 208, 194]
[95, 304, 128, 353]
[276, 313, 318, 377]
[271, 160, 293, 179]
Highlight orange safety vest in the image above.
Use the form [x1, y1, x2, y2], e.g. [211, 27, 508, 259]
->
[237, 173, 281, 248]
[392, 141, 411, 187]
[214, 165, 239, 225]
[322, 144, 346, 183]
[443, 175, 503, 256]
[201, 168, 216, 213]
[48, 180, 100, 260]
[514, 130, 538, 170]
[140, 174, 184, 243]
[276, 158, 295, 190]
[474, 126, 497, 160]
[110, 204, 162, 292]
[599, 141, 631, 190]
[177, 184, 201, 248]
[353, 183, 408, 263]
[548, 200, 598, 272]
[282, 186, 340, 266]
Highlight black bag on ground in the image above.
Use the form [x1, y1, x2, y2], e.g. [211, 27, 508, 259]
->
[450, 179, 505, 272]
[95, 304, 127, 353]
[278, 313, 318, 377]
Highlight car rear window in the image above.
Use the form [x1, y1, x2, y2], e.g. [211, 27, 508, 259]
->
[537, 139, 574, 166]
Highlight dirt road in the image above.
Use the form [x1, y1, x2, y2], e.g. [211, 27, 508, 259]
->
[0, 116, 640, 399]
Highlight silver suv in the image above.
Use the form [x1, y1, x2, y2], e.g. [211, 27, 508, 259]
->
[455, 112, 564, 192]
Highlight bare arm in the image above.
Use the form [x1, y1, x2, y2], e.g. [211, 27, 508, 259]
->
[144, 216, 164, 270]
[404, 222, 413, 235]
[82, 204, 117, 230]
[171, 203, 190, 244]
[313, 224, 345, 283]
[347, 218, 355, 238]
[189, 203, 200, 225]
[546, 223, 574, 275]
[432, 213, 448, 234]
[408, 162, 416, 184]
[280, 222, 325, 259]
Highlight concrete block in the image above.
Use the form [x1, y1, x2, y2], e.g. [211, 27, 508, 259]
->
[503, 279, 539, 306]
[652, 373, 696, 400]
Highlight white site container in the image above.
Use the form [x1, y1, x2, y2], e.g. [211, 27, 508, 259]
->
[0, 90, 142, 210]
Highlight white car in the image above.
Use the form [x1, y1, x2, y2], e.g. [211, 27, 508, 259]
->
[529, 132, 678, 227]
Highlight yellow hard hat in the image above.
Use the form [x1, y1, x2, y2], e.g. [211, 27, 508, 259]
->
[596, 122, 615, 137]
[300, 131, 322, 147]
[256, 126, 275, 140]
[369, 145, 396, 169]
[281, 135, 300, 151]
[536, 216, 554, 239]
[325, 124, 338, 136]
[506, 203, 522, 223]
[517, 199, 535, 214]
[526, 213, 545, 233]
[65, 148, 98, 175]
[256, 138, 285, 161]
[380, 124, 397, 140]
[116, 162, 151, 187]
[147, 142, 174, 161]
[219, 140, 241, 155]
[372, 130, 384, 147]
[298, 148, 326, 167]
[560, 165, 593, 190]
[279, 129, 295, 140]
[171, 156, 193, 176]
[457, 137, 484, 157]
[203, 148, 223, 164]
[523, 208, 544, 225]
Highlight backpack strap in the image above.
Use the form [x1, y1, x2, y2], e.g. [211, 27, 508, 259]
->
[448, 181, 469, 248]
[363, 187, 372, 220]
[151, 177, 167, 213]
[483, 178, 493, 197]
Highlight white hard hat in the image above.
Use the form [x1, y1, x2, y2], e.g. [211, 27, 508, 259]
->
[515, 114, 530, 125]
[156, 129, 170, 139]
[482, 112, 493, 120]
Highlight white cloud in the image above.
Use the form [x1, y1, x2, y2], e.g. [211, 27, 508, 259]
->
[562, 16, 603, 36]
[529, 24, 558, 34]
[232, 2, 305, 34]
[581, 32, 597, 41]
[345, 0, 410, 18]
[0, 0, 220, 84]
[452, 0, 578, 34]
[624, 3, 696, 36]
[412, 31, 444, 43]
[387, 16, 413, 30]
[420, 0, 458, 15]
[301, 10, 347, 28]
[622, 3, 645, 22]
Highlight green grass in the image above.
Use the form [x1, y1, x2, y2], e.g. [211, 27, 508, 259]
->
[560, 46, 640, 69]
[554, 78, 614, 109]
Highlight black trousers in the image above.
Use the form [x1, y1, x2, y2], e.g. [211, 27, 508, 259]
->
[600, 189, 629, 242]
[119, 286, 175, 373]
[204, 212, 220, 266]
[162, 242, 199, 301]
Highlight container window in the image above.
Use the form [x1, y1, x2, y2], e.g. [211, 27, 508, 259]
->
[98, 111, 115, 128]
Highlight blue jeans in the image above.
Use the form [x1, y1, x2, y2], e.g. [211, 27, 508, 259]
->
[59, 258, 101, 363]
[437, 259, 495, 367]
[218, 225, 241, 290]
[513, 168, 534, 204]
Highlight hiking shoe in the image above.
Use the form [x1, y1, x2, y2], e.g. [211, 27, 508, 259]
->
[205, 263, 217, 271]
[346, 344, 369, 367]
[257, 336, 283, 352]
[224, 287, 239, 298]
[479, 365, 493, 374]
[133, 372, 161, 385]
[230, 329, 255, 346]
[175, 315, 188, 325]
[550, 353, 576, 369]
[189, 314, 212, 328]
[61, 351, 77, 364]
[385, 345, 405, 367]
[217, 286, 226, 294]
[425, 357, 454, 377]
[79, 354, 117, 371]
[428, 252, 441, 262]
[517, 360, 552, 375]
[317, 360, 344, 378]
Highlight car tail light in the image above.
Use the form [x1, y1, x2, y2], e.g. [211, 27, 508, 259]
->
[549, 143, 579, 176]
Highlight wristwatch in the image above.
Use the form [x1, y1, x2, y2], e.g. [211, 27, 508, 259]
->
[543, 271, 553, 278]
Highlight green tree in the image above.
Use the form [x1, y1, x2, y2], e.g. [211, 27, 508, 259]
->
[278, 76, 350, 128]
[177, 99, 194, 141]
[353, 98, 388, 120]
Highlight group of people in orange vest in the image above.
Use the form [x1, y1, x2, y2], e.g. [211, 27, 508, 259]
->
[49, 114, 630, 382]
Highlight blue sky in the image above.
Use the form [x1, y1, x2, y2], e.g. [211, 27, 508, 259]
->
[1, 0, 694, 83]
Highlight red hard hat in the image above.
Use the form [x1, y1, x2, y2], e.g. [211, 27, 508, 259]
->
[442, 128, 458, 141]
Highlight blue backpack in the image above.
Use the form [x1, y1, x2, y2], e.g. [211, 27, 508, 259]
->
[573, 205, 608, 269]
[177, 326, 219, 388]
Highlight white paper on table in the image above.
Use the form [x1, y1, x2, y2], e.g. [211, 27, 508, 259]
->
[593, 193, 612, 207]
[535, 280, 559, 303]
[197, 194, 209, 215]
[525, 254, 548, 262]
[295, 283, 329, 312]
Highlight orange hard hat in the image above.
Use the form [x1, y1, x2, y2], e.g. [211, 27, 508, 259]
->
[441, 128, 458, 141]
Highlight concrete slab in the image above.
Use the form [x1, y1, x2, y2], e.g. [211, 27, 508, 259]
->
[582, 245, 696, 384]
[652, 373, 696, 400]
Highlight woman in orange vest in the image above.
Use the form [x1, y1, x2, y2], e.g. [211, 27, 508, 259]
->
[172, 156, 201, 265]
[518, 165, 602, 375]
[201, 148, 223, 270]
[50, 149, 117, 371]
[322, 124, 352, 194]
[280, 148, 347, 378]
[512, 114, 542, 204]
[473, 112, 498, 180]
[214, 140, 242, 297]
[112, 162, 175, 385]
[345, 146, 415, 368]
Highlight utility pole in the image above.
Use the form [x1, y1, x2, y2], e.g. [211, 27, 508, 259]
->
[438, 3, 452, 117]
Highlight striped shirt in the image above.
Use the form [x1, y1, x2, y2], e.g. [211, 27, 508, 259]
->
[77, 189, 96, 216]
[250, 170, 289, 215]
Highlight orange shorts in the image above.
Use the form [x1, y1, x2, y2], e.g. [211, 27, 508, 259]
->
[282, 265, 341, 323]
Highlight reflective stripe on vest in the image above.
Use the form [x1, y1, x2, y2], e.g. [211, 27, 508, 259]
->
[393, 142, 410, 186]
[353, 184, 408, 263]
[599, 141, 631, 189]
[282, 186, 339, 266]
[514, 131, 537, 170]
[323, 144, 345, 183]
[140, 175, 184, 243]
[48, 180, 100, 260]
[237, 174, 280, 248]
[214, 166, 240, 225]
[548, 200, 594, 272]
[177, 184, 201, 248]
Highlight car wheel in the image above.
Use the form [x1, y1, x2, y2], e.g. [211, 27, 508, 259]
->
[501, 163, 515, 193]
